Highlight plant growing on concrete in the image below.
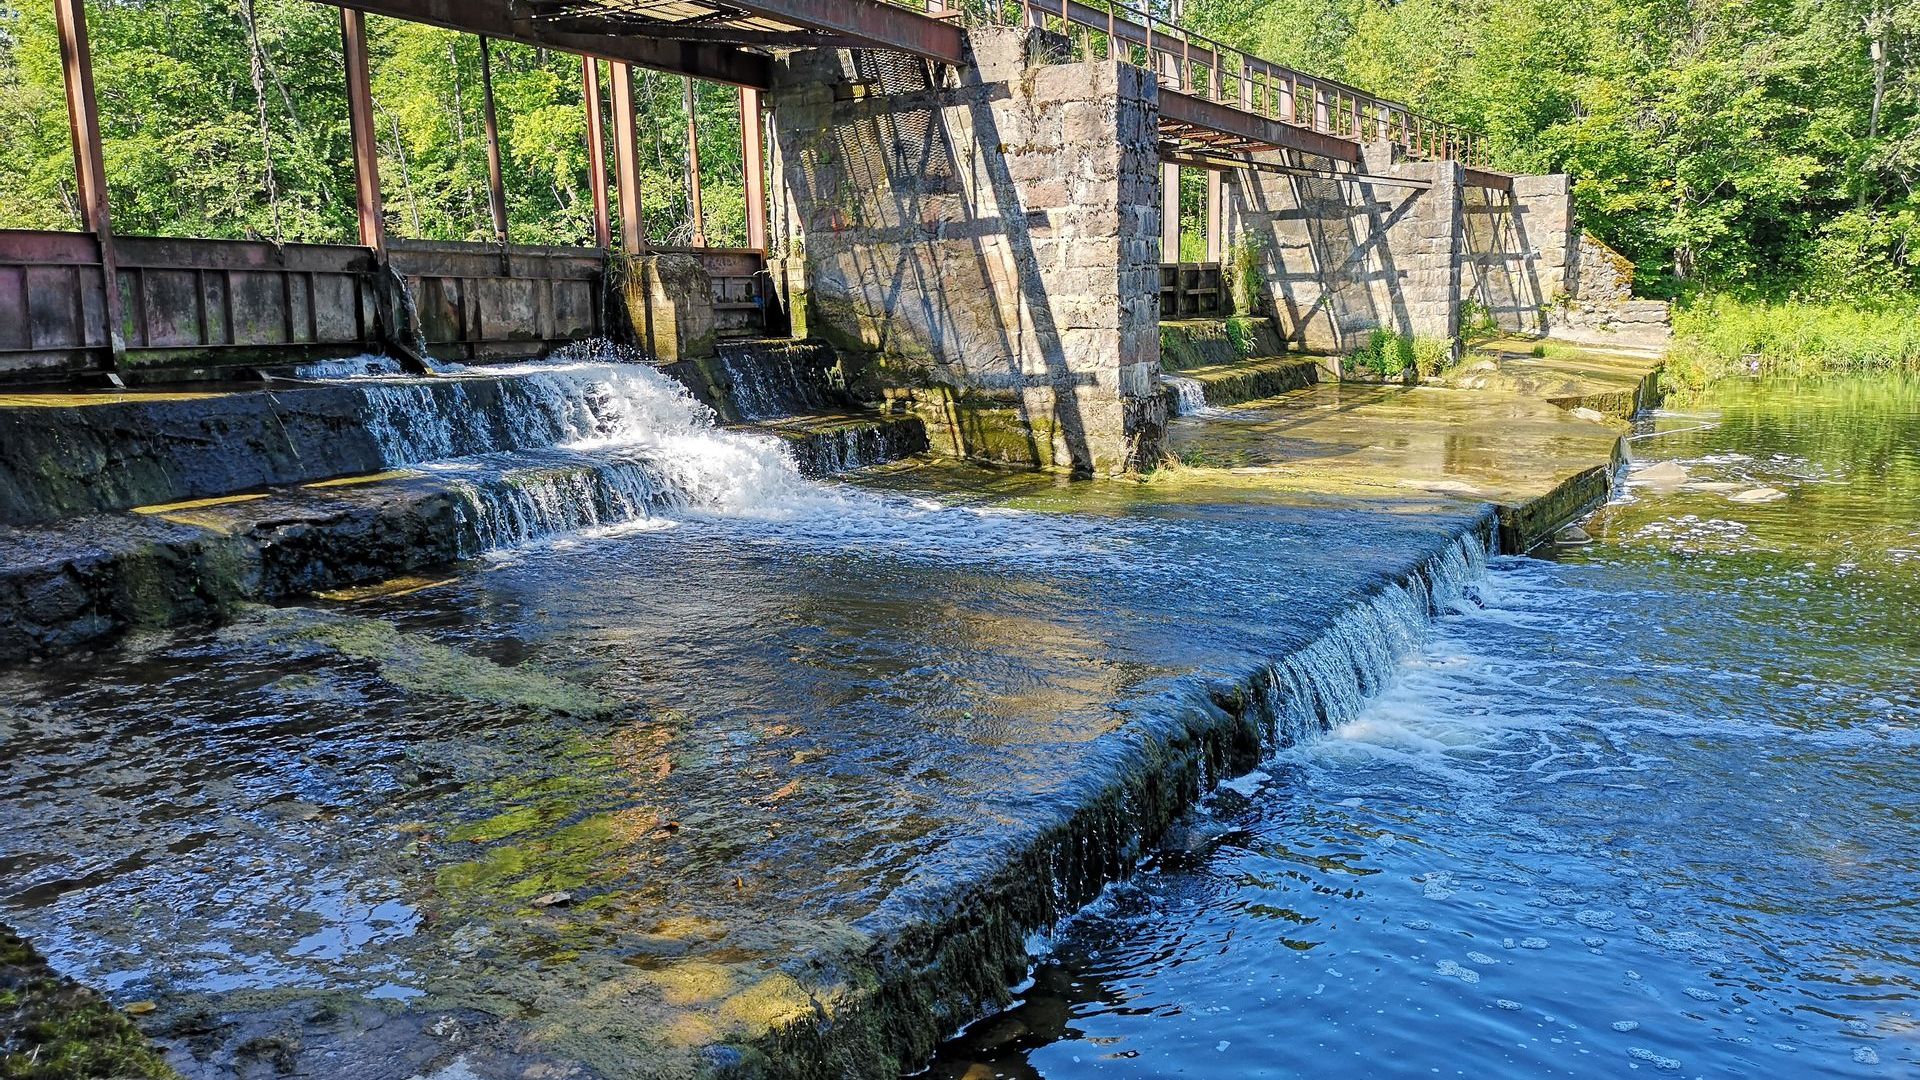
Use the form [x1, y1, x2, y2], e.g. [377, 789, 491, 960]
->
[1458, 298, 1500, 343]
[1349, 328, 1415, 378]
[1225, 235, 1270, 317]
[1412, 336, 1459, 378]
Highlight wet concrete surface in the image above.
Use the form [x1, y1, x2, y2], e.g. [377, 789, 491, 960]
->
[1164, 381, 1628, 548]
[1443, 337, 1665, 419]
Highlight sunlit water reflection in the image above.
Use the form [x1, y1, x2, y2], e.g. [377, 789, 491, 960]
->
[924, 377, 1920, 1079]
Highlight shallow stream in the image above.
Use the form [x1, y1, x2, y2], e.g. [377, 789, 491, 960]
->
[924, 376, 1920, 1078]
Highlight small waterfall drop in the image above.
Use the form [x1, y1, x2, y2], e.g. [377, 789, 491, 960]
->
[1164, 376, 1211, 417]
[1244, 525, 1492, 752]
[714, 340, 850, 420]
[344, 342, 840, 548]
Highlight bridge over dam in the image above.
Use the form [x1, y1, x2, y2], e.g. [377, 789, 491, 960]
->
[3, 0, 1664, 474]
[0, 3, 1672, 1079]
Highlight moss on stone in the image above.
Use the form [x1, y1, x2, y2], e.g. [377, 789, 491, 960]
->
[0, 925, 179, 1080]
[228, 608, 617, 718]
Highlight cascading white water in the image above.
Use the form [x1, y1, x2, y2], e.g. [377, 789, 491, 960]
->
[1246, 525, 1492, 751]
[1164, 376, 1211, 417]
[338, 342, 850, 550]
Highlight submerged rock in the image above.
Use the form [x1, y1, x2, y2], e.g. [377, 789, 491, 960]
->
[1727, 486, 1788, 503]
[220, 607, 617, 717]
[1632, 460, 1690, 490]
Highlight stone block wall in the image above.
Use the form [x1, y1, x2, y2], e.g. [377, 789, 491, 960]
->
[1459, 181, 1548, 335]
[768, 27, 1164, 474]
[1553, 233, 1673, 348]
[1223, 146, 1463, 355]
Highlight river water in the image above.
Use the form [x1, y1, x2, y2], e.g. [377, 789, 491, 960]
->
[923, 376, 1920, 1079]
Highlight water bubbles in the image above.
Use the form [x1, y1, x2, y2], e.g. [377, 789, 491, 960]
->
[1574, 910, 1619, 932]
[1681, 988, 1716, 1002]
[1466, 951, 1498, 966]
[1435, 960, 1480, 983]
[1496, 999, 1523, 1011]
[1421, 872, 1458, 900]
[1519, 937, 1550, 950]
[1582, 936, 1606, 949]
[1611, 1021, 1639, 1032]
[1852, 1047, 1879, 1064]
[1626, 1047, 1681, 1070]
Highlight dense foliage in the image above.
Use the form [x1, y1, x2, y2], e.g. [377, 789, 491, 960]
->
[0, 0, 749, 247]
[0, 0, 1912, 308]
[1188, 0, 1919, 304]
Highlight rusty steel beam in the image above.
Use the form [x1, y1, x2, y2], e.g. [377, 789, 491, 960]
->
[341, 9, 386, 259]
[1463, 167, 1515, 193]
[583, 58, 612, 249]
[312, 1, 772, 88]
[52, 0, 123, 363]
[610, 62, 644, 251]
[1205, 167, 1222, 261]
[739, 86, 766, 252]
[1161, 89, 1360, 165]
[718, 0, 966, 64]
[1158, 145, 1433, 191]
[479, 37, 511, 250]
[519, 11, 867, 50]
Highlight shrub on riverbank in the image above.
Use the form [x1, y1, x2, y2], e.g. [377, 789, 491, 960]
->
[1664, 297, 1920, 399]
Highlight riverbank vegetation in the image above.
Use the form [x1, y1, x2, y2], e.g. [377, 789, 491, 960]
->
[1662, 295, 1920, 397]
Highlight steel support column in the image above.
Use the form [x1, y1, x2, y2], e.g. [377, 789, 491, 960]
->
[52, 0, 123, 362]
[684, 79, 706, 247]
[583, 57, 611, 249]
[739, 86, 766, 251]
[341, 9, 385, 259]
[479, 36, 510, 250]
[610, 62, 644, 252]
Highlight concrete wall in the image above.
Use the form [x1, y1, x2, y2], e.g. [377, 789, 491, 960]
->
[768, 28, 1164, 474]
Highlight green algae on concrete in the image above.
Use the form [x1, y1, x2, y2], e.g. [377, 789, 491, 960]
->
[1445, 336, 1664, 420]
[1163, 382, 1628, 551]
[226, 607, 618, 717]
[1159, 317, 1287, 372]
[1, 925, 178, 1080]
[1170, 356, 1320, 410]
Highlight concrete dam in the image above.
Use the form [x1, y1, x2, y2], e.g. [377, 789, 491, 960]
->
[0, 3, 1683, 1079]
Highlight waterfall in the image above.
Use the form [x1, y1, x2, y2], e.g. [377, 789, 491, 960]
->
[1164, 376, 1211, 417]
[342, 342, 841, 546]
[714, 340, 850, 420]
[1244, 525, 1492, 752]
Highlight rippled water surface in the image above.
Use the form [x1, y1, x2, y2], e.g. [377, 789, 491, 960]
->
[925, 377, 1920, 1079]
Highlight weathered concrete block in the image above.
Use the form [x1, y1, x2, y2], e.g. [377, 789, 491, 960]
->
[620, 253, 716, 363]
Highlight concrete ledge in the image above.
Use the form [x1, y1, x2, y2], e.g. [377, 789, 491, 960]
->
[0, 414, 927, 658]
[1170, 356, 1320, 411]
[1159, 318, 1287, 372]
